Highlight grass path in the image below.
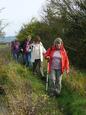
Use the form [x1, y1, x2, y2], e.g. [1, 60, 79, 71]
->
[25, 69, 63, 115]
[26, 68, 86, 115]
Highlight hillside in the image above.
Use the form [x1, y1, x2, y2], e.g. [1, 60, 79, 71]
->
[0, 44, 86, 115]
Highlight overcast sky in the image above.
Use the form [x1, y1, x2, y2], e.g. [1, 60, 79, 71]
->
[0, 0, 46, 36]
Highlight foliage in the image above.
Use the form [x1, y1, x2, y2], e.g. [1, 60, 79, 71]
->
[0, 8, 7, 37]
[17, 18, 52, 48]
[17, 0, 86, 68]
[42, 0, 86, 68]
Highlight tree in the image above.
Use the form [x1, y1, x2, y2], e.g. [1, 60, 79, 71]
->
[17, 0, 86, 68]
[42, 0, 86, 68]
[17, 18, 52, 48]
[0, 8, 7, 37]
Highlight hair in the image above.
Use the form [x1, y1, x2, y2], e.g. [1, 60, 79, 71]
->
[15, 39, 19, 42]
[34, 35, 41, 43]
[28, 35, 31, 40]
[54, 38, 63, 45]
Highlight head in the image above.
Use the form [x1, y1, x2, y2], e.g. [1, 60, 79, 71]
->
[34, 35, 41, 43]
[27, 35, 31, 41]
[54, 38, 63, 49]
[15, 39, 18, 42]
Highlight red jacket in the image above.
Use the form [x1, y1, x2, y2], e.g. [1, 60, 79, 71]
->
[44, 45, 69, 74]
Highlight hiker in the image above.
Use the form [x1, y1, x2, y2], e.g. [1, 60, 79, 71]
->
[31, 35, 46, 77]
[11, 41, 15, 57]
[18, 40, 25, 64]
[23, 36, 32, 67]
[44, 37, 69, 96]
[13, 39, 20, 62]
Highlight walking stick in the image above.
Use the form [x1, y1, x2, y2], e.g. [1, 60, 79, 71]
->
[46, 61, 49, 91]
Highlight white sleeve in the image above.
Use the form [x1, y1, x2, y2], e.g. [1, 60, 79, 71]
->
[43, 46, 46, 53]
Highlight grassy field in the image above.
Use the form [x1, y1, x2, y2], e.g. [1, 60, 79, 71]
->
[0, 44, 8, 48]
[0, 45, 86, 115]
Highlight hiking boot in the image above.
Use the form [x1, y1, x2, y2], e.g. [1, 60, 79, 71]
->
[49, 93, 56, 97]
[33, 72, 37, 75]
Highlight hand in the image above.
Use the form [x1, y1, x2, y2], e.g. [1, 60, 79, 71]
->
[21, 49, 23, 52]
[46, 56, 50, 61]
[66, 69, 69, 74]
[46, 56, 50, 59]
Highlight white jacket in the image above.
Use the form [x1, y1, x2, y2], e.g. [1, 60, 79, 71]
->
[31, 42, 46, 62]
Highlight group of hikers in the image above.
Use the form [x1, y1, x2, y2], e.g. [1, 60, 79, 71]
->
[11, 35, 69, 97]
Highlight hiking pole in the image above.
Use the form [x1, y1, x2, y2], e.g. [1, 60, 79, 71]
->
[46, 61, 49, 91]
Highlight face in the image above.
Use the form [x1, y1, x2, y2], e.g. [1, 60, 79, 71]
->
[55, 43, 61, 49]
[35, 40, 40, 44]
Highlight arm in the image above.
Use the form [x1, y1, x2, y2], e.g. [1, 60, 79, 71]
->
[42, 46, 46, 54]
[43, 48, 51, 60]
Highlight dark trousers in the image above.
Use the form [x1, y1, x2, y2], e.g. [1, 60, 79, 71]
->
[33, 59, 44, 77]
[13, 51, 19, 62]
[23, 52, 31, 66]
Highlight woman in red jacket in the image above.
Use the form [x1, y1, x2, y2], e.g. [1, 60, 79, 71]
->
[44, 38, 69, 96]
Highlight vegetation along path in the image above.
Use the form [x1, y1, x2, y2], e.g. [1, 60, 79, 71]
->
[0, 44, 86, 115]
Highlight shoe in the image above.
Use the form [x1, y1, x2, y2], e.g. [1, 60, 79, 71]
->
[55, 91, 61, 97]
[49, 93, 55, 97]
[33, 72, 37, 75]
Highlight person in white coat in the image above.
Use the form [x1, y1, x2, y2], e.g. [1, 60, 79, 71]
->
[31, 35, 46, 77]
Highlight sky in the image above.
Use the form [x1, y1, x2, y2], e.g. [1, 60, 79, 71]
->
[0, 0, 46, 36]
